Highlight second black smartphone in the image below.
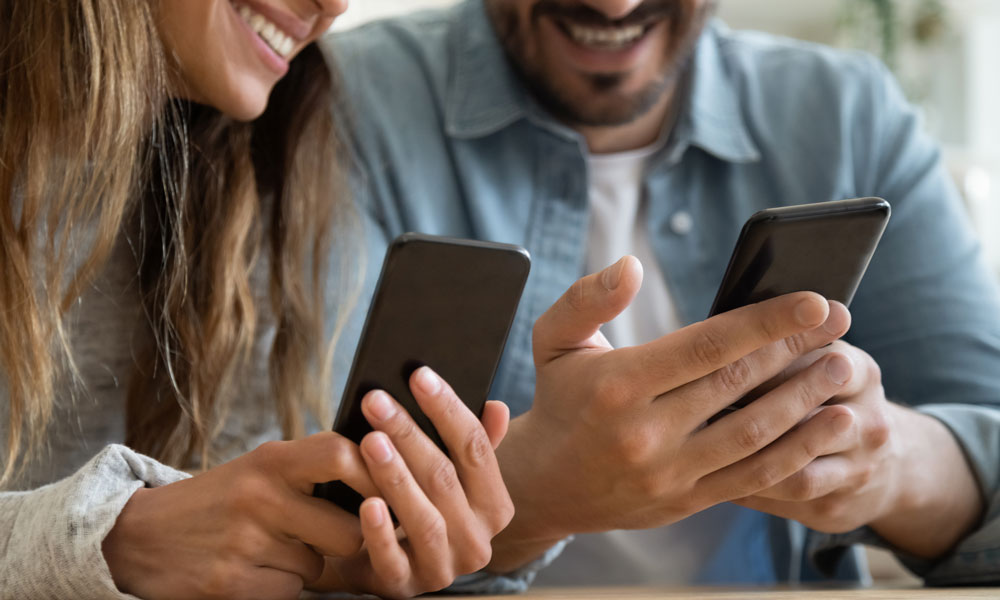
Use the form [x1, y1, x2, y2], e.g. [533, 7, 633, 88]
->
[707, 197, 890, 413]
[709, 197, 891, 317]
[313, 233, 531, 514]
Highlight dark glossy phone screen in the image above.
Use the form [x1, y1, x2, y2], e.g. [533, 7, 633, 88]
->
[314, 233, 530, 513]
[709, 198, 890, 317]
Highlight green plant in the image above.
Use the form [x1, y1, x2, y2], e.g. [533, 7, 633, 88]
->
[838, 0, 947, 71]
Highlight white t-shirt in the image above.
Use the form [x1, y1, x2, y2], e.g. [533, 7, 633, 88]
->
[532, 144, 746, 586]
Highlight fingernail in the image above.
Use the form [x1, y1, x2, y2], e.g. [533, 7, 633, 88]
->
[366, 391, 395, 422]
[601, 257, 627, 290]
[414, 366, 441, 396]
[367, 433, 393, 464]
[365, 499, 385, 527]
[824, 302, 849, 334]
[826, 355, 852, 385]
[794, 297, 826, 327]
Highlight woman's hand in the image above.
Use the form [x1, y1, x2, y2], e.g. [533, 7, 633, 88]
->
[315, 366, 514, 599]
[102, 432, 380, 600]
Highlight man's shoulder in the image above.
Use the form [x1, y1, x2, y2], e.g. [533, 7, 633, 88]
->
[718, 25, 881, 80]
[712, 24, 890, 109]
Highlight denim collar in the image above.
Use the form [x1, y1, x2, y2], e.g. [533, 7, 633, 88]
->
[445, 1, 761, 164]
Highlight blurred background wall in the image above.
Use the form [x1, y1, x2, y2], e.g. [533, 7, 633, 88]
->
[332, 0, 1000, 273]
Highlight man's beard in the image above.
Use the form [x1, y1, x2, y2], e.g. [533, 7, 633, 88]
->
[487, 0, 713, 128]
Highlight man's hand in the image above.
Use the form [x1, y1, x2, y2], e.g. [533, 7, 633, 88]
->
[488, 256, 855, 571]
[735, 342, 984, 559]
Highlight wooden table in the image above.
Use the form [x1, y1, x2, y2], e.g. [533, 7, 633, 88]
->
[453, 587, 1000, 599]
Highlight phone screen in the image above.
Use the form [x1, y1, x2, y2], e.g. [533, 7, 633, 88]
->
[709, 197, 890, 317]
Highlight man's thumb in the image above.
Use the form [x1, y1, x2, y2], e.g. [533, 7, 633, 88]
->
[532, 255, 643, 365]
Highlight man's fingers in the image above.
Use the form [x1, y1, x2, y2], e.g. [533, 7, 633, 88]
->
[690, 353, 853, 479]
[615, 292, 833, 397]
[532, 255, 643, 365]
[750, 452, 857, 502]
[698, 400, 855, 502]
[659, 301, 852, 426]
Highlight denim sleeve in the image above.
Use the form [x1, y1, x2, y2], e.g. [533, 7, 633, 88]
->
[444, 539, 572, 594]
[807, 56, 1000, 585]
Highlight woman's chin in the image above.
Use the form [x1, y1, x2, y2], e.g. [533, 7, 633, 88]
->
[218, 92, 270, 122]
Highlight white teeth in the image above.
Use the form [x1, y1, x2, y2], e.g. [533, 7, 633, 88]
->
[235, 3, 296, 59]
[567, 23, 646, 50]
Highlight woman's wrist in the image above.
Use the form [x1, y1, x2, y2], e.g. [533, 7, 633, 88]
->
[101, 486, 151, 596]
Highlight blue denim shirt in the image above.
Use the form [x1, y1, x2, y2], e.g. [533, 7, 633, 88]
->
[326, 0, 1000, 589]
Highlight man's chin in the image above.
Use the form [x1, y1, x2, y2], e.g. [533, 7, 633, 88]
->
[531, 74, 673, 128]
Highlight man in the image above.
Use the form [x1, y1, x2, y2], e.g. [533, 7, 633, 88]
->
[327, 0, 1000, 589]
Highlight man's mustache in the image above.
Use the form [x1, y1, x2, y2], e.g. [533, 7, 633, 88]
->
[530, 0, 680, 27]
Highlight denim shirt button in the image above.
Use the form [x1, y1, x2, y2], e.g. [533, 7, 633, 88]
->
[670, 210, 694, 235]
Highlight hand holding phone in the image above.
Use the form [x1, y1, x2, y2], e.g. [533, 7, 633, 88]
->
[314, 233, 530, 514]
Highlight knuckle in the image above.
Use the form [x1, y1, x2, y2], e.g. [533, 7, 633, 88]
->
[714, 358, 753, 395]
[251, 440, 285, 466]
[416, 513, 447, 544]
[856, 463, 876, 488]
[437, 389, 462, 420]
[691, 329, 728, 369]
[814, 496, 846, 522]
[782, 331, 808, 357]
[327, 437, 355, 473]
[378, 560, 411, 592]
[463, 427, 492, 469]
[864, 356, 883, 385]
[225, 527, 265, 561]
[494, 492, 516, 532]
[422, 567, 455, 594]
[747, 462, 783, 494]
[200, 561, 241, 599]
[865, 408, 891, 448]
[795, 374, 826, 411]
[393, 416, 420, 445]
[565, 278, 590, 314]
[429, 457, 460, 496]
[734, 415, 769, 453]
[458, 536, 493, 573]
[385, 465, 410, 490]
[227, 473, 274, 513]
[790, 470, 821, 500]
[757, 312, 785, 343]
[614, 432, 653, 466]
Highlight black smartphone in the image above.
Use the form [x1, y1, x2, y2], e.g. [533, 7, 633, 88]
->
[708, 197, 891, 317]
[313, 233, 531, 514]
[707, 197, 890, 413]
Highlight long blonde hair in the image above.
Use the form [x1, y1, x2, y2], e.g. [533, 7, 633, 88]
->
[0, 1, 351, 481]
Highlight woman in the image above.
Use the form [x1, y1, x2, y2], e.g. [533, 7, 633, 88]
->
[0, 1, 513, 598]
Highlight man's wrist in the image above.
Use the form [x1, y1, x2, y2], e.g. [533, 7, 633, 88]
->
[869, 404, 984, 559]
[487, 412, 571, 572]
